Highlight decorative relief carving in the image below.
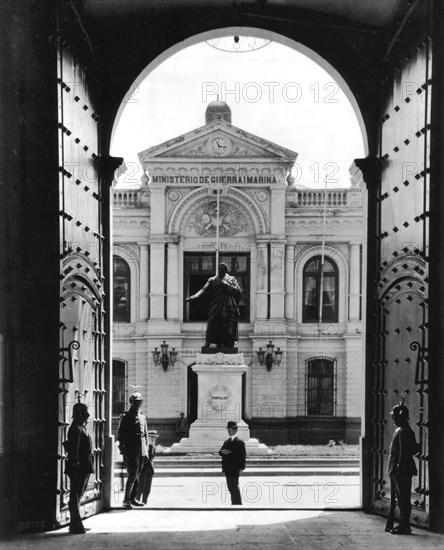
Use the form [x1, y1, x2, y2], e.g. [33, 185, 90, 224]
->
[207, 384, 232, 411]
[256, 190, 268, 202]
[168, 190, 180, 202]
[182, 145, 206, 156]
[232, 146, 252, 156]
[171, 187, 266, 235]
[286, 219, 363, 229]
[196, 352, 244, 365]
[114, 219, 149, 230]
[186, 201, 249, 237]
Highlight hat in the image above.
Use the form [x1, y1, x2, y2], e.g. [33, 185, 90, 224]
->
[72, 403, 88, 418]
[226, 421, 238, 429]
[129, 392, 143, 402]
[148, 430, 159, 436]
[391, 404, 409, 420]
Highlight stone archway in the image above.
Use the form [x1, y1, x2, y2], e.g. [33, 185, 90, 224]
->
[109, 23, 370, 509]
[111, 27, 369, 159]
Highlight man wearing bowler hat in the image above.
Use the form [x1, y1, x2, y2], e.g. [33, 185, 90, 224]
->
[219, 421, 246, 505]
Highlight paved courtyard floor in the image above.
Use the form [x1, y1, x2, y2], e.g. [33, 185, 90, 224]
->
[110, 473, 360, 508]
[3, 509, 444, 550]
[2, 472, 443, 549]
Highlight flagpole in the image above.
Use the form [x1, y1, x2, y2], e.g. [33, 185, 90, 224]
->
[215, 186, 220, 274]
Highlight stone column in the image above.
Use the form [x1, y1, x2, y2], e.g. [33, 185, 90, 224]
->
[149, 240, 165, 320]
[139, 243, 149, 321]
[285, 243, 295, 320]
[270, 241, 285, 319]
[349, 243, 361, 321]
[256, 241, 268, 319]
[167, 239, 179, 320]
[249, 243, 257, 322]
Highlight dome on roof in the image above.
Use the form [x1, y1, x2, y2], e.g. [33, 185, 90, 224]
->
[205, 100, 232, 124]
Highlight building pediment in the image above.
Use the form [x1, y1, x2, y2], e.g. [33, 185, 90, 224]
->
[138, 120, 297, 163]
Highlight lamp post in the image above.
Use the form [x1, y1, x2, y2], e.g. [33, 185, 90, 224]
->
[152, 341, 178, 371]
[257, 340, 283, 371]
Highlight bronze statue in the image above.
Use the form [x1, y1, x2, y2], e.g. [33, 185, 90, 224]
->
[187, 263, 241, 348]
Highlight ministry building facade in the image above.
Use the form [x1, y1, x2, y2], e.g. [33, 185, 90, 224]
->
[112, 101, 365, 446]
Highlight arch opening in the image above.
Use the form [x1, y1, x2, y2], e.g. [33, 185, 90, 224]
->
[109, 25, 366, 512]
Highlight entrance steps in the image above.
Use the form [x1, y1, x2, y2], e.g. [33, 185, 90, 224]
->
[113, 455, 359, 482]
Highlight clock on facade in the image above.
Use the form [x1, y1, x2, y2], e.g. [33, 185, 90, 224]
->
[210, 136, 230, 156]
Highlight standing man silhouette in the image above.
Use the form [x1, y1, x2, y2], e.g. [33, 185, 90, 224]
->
[219, 421, 246, 505]
[176, 411, 189, 441]
[117, 392, 148, 509]
[65, 402, 94, 534]
[387, 403, 418, 535]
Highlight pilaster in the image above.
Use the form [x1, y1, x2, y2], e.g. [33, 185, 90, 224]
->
[149, 239, 165, 320]
[139, 243, 149, 321]
[349, 242, 361, 321]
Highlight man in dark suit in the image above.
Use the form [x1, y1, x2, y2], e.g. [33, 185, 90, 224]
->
[117, 392, 148, 508]
[387, 403, 419, 535]
[65, 402, 94, 534]
[219, 421, 246, 505]
[134, 430, 158, 505]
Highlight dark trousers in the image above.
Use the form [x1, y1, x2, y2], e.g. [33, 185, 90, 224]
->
[124, 453, 147, 502]
[391, 473, 413, 528]
[68, 471, 90, 530]
[135, 463, 154, 504]
[225, 473, 242, 505]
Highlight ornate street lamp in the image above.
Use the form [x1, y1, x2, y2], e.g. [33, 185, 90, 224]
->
[257, 340, 283, 372]
[152, 341, 178, 371]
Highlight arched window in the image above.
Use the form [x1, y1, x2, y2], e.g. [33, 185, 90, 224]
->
[302, 255, 338, 323]
[306, 357, 336, 416]
[113, 256, 130, 322]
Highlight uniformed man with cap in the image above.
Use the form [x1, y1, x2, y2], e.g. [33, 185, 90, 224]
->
[117, 392, 148, 508]
[176, 411, 189, 441]
[134, 429, 158, 506]
[387, 403, 419, 535]
[219, 421, 246, 505]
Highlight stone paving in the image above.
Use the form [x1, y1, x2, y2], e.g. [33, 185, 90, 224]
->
[111, 473, 360, 509]
[2, 472, 443, 549]
[2, 509, 444, 550]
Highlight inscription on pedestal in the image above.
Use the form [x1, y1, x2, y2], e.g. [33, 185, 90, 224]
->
[207, 384, 232, 411]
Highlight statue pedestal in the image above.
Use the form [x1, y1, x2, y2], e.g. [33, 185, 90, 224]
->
[169, 352, 269, 454]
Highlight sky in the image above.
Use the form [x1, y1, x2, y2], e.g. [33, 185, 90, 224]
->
[111, 37, 366, 189]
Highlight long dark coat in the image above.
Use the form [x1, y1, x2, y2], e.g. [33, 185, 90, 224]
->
[202, 274, 241, 346]
[219, 436, 246, 474]
[65, 423, 94, 475]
